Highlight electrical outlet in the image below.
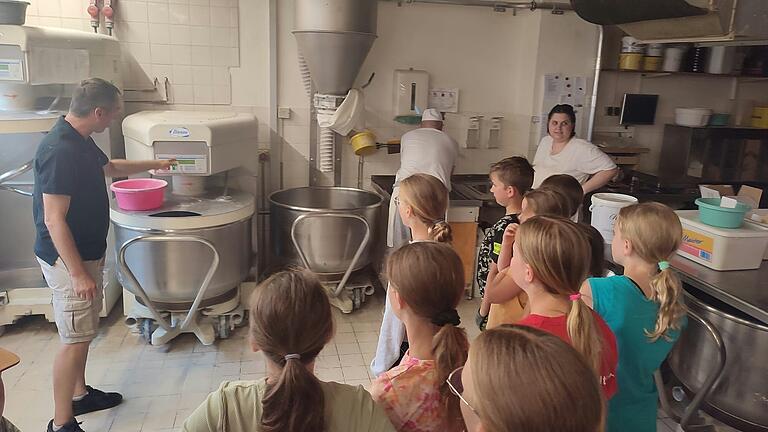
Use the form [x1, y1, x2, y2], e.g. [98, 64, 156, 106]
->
[278, 107, 291, 119]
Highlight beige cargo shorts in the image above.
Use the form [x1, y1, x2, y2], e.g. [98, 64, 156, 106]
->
[37, 257, 104, 344]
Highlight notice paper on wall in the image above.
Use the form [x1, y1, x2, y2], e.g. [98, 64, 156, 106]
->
[540, 73, 589, 140]
[544, 74, 564, 100]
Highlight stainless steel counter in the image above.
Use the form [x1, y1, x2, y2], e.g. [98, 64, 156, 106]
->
[371, 174, 500, 226]
[604, 245, 768, 325]
[370, 175, 482, 208]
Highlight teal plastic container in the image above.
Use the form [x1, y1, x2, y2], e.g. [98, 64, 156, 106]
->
[695, 198, 751, 228]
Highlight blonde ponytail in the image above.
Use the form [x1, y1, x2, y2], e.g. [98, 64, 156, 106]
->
[432, 319, 469, 426]
[646, 267, 685, 341]
[399, 174, 451, 243]
[428, 220, 453, 243]
[616, 203, 687, 341]
[566, 297, 604, 378]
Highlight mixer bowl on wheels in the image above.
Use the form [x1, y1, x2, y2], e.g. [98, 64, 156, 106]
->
[111, 191, 254, 345]
[269, 187, 382, 312]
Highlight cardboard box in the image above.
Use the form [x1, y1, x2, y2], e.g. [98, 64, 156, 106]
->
[699, 184, 763, 208]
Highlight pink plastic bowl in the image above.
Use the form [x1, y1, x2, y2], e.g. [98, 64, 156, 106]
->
[111, 178, 167, 211]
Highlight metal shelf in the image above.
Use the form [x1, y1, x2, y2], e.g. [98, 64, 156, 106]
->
[601, 69, 768, 81]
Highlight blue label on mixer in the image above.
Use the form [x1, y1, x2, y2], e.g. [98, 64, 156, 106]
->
[169, 127, 190, 137]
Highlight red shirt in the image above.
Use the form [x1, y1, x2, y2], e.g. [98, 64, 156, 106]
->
[518, 311, 618, 399]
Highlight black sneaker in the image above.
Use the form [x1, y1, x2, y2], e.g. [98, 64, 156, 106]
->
[47, 419, 84, 432]
[72, 386, 123, 416]
[476, 307, 488, 331]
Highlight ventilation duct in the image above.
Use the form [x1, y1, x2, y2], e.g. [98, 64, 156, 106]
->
[571, 0, 768, 44]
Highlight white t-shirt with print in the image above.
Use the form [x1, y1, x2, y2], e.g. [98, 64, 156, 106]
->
[532, 136, 617, 188]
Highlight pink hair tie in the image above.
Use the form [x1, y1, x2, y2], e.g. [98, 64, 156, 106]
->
[569, 293, 582, 302]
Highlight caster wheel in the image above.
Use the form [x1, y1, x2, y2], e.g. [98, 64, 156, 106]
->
[218, 316, 231, 339]
[353, 289, 362, 310]
[139, 319, 156, 344]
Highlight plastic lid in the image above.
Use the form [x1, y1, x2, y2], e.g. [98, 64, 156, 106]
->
[676, 210, 768, 238]
[110, 191, 254, 230]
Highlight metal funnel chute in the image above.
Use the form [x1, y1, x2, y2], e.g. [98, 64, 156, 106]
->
[293, 0, 378, 184]
[293, 0, 378, 95]
[294, 31, 376, 95]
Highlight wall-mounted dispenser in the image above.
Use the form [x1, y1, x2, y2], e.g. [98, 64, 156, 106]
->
[487, 115, 504, 149]
[393, 69, 428, 118]
[460, 114, 483, 149]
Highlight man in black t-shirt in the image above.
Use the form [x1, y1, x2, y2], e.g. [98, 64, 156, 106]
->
[33, 78, 173, 432]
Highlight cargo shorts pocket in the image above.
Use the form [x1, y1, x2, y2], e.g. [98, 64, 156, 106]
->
[53, 295, 99, 343]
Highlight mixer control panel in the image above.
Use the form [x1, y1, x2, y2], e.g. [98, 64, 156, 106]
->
[155, 154, 207, 175]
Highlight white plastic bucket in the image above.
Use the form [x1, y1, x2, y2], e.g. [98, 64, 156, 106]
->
[590, 193, 638, 243]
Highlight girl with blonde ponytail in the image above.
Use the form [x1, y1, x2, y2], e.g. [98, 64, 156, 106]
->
[580, 202, 686, 432]
[509, 216, 617, 399]
[371, 242, 469, 432]
[371, 173, 453, 377]
[184, 269, 395, 432]
[397, 173, 452, 243]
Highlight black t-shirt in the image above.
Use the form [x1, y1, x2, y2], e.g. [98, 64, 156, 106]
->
[476, 213, 519, 296]
[33, 117, 110, 266]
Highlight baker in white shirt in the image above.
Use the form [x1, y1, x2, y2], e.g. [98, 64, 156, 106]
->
[532, 104, 618, 194]
[387, 109, 458, 248]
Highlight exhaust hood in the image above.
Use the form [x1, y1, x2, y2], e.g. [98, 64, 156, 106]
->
[571, 0, 768, 44]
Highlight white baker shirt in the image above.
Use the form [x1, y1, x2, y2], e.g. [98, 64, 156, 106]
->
[394, 127, 459, 189]
[532, 136, 617, 188]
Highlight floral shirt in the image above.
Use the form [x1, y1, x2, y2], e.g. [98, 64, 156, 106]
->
[476, 214, 518, 296]
[370, 352, 460, 432]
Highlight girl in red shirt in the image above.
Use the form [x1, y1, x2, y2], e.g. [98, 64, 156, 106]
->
[508, 216, 618, 399]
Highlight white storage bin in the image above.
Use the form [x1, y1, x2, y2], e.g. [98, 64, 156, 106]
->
[744, 208, 768, 260]
[676, 210, 768, 271]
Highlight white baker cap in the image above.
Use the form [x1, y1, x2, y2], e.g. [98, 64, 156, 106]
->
[422, 108, 443, 122]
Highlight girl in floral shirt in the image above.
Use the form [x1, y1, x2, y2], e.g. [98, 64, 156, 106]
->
[371, 242, 469, 432]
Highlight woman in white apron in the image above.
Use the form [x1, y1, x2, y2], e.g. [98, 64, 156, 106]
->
[532, 104, 617, 193]
[372, 174, 453, 377]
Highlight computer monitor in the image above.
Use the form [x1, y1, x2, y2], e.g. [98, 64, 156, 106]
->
[620, 94, 659, 125]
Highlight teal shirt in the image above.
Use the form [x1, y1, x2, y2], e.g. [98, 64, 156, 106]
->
[589, 276, 684, 432]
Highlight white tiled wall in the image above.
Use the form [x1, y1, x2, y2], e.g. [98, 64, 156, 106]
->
[25, 0, 240, 106]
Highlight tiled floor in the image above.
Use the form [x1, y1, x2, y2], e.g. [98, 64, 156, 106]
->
[1, 290, 479, 431]
[0, 289, 740, 432]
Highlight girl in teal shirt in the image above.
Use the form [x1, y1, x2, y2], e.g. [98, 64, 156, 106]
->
[581, 202, 687, 432]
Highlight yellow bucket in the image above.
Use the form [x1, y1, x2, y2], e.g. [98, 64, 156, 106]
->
[643, 56, 662, 72]
[619, 53, 643, 71]
[350, 131, 377, 156]
[751, 107, 768, 129]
